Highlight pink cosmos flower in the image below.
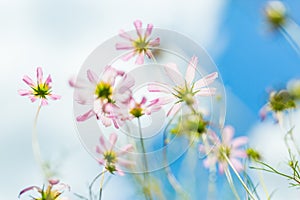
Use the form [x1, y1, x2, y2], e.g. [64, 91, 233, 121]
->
[72, 66, 134, 128]
[18, 67, 61, 106]
[199, 126, 248, 174]
[19, 179, 70, 200]
[116, 20, 160, 64]
[96, 133, 134, 176]
[148, 56, 218, 116]
[117, 96, 162, 120]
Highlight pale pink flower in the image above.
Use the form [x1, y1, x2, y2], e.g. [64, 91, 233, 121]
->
[72, 66, 134, 128]
[148, 56, 218, 116]
[18, 67, 61, 106]
[96, 133, 134, 175]
[19, 179, 70, 200]
[116, 20, 160, 64]
[199, 126, 248, 174]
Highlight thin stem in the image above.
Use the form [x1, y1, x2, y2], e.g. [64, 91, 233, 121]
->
[89, 170, 107, 200]
[137, 117, 153, 200]
[224, 167, 240, 200]
[99, 168, 106, 200]
[257, 168, 270, 200]
[32, 104, 50, 179]
[223, 153, 257, 200]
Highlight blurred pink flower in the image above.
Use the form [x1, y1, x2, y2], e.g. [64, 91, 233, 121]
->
[148, 56, 218, 116]
[116, 20, 160, 64]
[96, 133, 134, 175]
[19, 179, 70, 200]
[72, 66, 134, 128]
[18, 67, 61, 106]
[199, 126, 248, 174]
[118, 96, 162, 120]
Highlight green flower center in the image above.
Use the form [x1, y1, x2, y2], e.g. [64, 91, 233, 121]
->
[269, 90, 296, 112]
[130, 105, 144, 118]
[33, 83, 51, 99]
[95, 81, 113, 102]
[103, 151, 117, 174]
[38, 185, 61, 200]
[133, 37, 149, 53]
[173, 82, 199, 106]
[218, 145, 231, 162]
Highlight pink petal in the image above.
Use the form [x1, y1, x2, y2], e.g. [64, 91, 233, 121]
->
[218, 162, 227, 174]
[119, 29, 134, 41]
[45, 75, 52, 85]
[118, 144, 134, 155]
[145, 49, 154, 59]
[164, 63, 184, 85]
[49, 94, 61, 100]
[135, 53, 144, 65]
[148, 83, 170, 93]
[30, 96, 38, 102]
[231, 149, 247, 158]
[185, 56, 198, 85]
[231, 136, 248, 148]
[96, 145, 104, 154]
[87, 69, 98, 85]
[122, 51, 136, 61]
[76, 109, 95, 122]
[116, 169, 125, 176]
[19, 186, 41, 198]
[259, 105, 269, 121]
[167, 103, 181, 117]
[116, 74, 135, 94]
[22, 75, 35, 87]
[99, 115, 112, 127]
[222, 126, 235, 145]
[109, 133, 118, 149]
[37, 67, 43, 84]
[230, 158, 244, 172]
[149, 37, 160, 47]
[195, 88, 216, 96]
[115, 43, 134, 50]
[145, 23, 153, 38]
[99, 135, 108, 150]
[140, 96, 147, 105]
[203, 156, 217, 168]
[194, 72, 218, 89]
[48, 179, 60, 185]
[133, 20, 143, 37]
[117, 158, 135, 167]
[41, 99, 48, 106]
[18, 89, 32, 96]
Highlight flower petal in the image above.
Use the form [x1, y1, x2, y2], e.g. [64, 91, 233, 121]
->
[99, 135, 107, 150]
[231, 149, 247, 158]
[164, 63, 184, 85]
[195, 88, 216, 96]
[119, 29, 134, 41]
[122, 51, 136, 61]
[133, 20, 143, 37]
[37, 67, 43, 84]
[41, 99, 48, 106]
[135, 53, 144, 65]
[87, 69, 98, 85]
[19, 186, 41, 198]
[230, 158, 244, 172]
[148, 83, 170, 93]
[115, 43, 134, 50]
[45, 75, 52, 86]
[22, 75, 35, 87]
[109, 133, 118, 149]
[231, 136, 248, 148]
[222, 126, 235, 145]
[185, 56, 198, 85]
[18, 89, 32, 96]
[194, 72, 218, 89]
[76, 109, 95, 122]
[149, 37, 160, 47]
[167, 103, 181, 117]
[145, 23, 153, 38]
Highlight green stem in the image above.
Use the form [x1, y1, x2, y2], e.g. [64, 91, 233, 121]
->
[224, 167, 240, 200]
[88, 170, 107, 200]
[137, 117, 153, 200]
[32, 104, 50, 179]
[223, 153, 257, 200]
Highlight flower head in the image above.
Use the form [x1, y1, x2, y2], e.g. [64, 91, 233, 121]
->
[199, 126, 248, 173]
[116, 20, 160, 64]
[265, 1, 287, 29]
[72, 66, 134, 128]
[148, 56, 218, 116]
[18, 67, 61, 106]
[260, 89, 296, 122]
[96, 133, 134, 175]
[19, 179, 70, 200]
[118, 96, 162, 120]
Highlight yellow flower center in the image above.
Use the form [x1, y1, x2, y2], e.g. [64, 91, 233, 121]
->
[32, 83, 51, 99]
[218, 145, 231, 162]
[133, 37, 149, 54]
[130, 104, 144, 118]
[95, 81, 113, 102]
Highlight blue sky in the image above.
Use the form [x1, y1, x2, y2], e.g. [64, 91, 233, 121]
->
[1, 0, 300, 199]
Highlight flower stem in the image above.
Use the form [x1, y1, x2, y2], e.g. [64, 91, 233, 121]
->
[223, 153, 257, 200]
[224, 167, 240, 200]
[137, 117, 153, 200]
[88, 170, 107, 200]
[99, 168, 106, 200]
[32, 104, 50, 179]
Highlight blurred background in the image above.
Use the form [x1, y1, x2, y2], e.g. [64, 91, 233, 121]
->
[1, 0, 300, 199]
